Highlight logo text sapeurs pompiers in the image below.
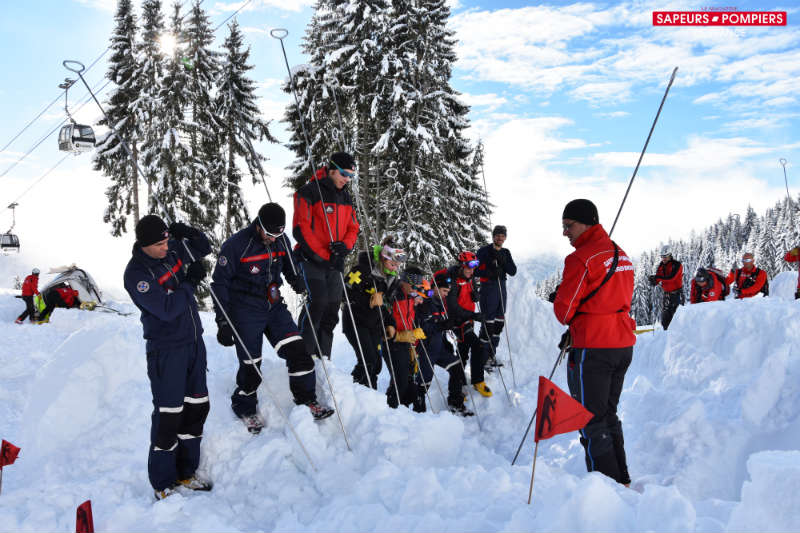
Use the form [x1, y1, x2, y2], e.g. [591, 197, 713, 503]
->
[652, 11, 786, 26]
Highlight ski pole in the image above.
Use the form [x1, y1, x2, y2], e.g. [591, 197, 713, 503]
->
[475, 300, 512, 405]
[271, 29, 375, 393]
[63, 59, 319, 472]
[608, 67, 678, 237]
[510, 343, 569, 465]
[781, 158, 798, 278]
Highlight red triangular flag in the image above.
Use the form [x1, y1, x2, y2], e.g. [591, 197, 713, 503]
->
[76, 500, 94, 533]
[534, 376, 594, 442]
[0, 440, 20, 468]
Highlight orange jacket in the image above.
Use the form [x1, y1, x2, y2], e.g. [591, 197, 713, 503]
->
[726, 266, 767, 298]
[553, 224, 636, 349]
[21, 274, 39, 297]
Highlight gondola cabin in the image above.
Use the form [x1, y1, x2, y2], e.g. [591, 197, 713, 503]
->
[0, 233, 20, 253]
[58, 123, 95, 153]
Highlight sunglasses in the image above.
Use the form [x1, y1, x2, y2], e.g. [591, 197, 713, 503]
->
[463, 260, 479, 269]
[258, 218, 284, 238]
[562, 221, 577, 232]
[331, 160, 355, 179]
[742, 258, 753, 263]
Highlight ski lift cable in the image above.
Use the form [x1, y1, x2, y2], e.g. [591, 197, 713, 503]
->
[0, 0, 207, 155]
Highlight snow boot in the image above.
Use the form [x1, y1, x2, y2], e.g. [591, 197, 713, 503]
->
[306, 400, 334, 420]
[412, 384, 427, 413]
[473, 381, 492, 397]
[448, 397, 475, 417]
[14, 318, 23, 324]
[177, 474, 213, 492]
[239, 413, 265, 434]
[154, 485, 178, 501]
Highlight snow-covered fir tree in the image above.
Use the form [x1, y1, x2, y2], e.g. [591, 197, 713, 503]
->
[93, 0, 141, 236]
[215, 19, 277, 239]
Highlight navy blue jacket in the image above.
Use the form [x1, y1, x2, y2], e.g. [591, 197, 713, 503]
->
[476, 245, 517, 283]
[418, 296, 451, 358]
[123, 233, 211, 350]
[210, 223, 299, 319]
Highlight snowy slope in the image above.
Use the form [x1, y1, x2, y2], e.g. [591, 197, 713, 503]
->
[0, 266, 799, 532]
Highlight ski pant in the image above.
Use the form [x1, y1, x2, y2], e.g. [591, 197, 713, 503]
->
[478, 279, 506, 356]
[342, 312, 384, 389]
[146, 339, 210, 492]
[566, 346, 633, 485]
[297, 261, 342, 359]
[455, 322, 487, 385]
[661, 289, 682, 330]
[16, 295, 36, 322]
[420, 335, 466, 407]
[229, 300, 316, 417]
[384, 341, 417, 408]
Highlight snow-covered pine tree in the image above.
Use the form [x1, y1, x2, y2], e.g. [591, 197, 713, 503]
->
[215, 19, 277, 239]
[93, 0, 142, 236]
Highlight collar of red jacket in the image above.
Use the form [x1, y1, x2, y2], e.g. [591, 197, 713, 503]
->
[571, 223, 607, 249]
[311, 167, 329, 182]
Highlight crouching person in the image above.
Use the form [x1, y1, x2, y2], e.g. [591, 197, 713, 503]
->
[123, 215, 212, 500]
[36, 283, 83, 323]
[211, 203, 333, 434]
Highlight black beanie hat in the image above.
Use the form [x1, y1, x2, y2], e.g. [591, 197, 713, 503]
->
[492, 225, 507, 236]
[433, 269, 451, 289]
[562, 199, 599, 226]
[136, 215, 168, 247]
[329, 151, 356, 171]
[256, 202, 286, 235]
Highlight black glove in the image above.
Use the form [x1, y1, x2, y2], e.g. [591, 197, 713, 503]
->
[288, 275, 307, 295]
[185, 261, 206, 287]
[558, 330, 572, 350]
[471, 311, 484, 322]
[332, 254, 345, 272]
[547, 283, 560, 303]
[433, 315, 453, 331]
[169, 222, 201, 241]
[329, 241, 348, 257]
[795, 289, 800, 300]
[496, 250, 507, 267]
[216, 319, 235, 347]
[648, 275, 658, 286]
[734, 287, 741, 299]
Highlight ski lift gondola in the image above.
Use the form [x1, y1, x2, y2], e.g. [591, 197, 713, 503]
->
[1, 202, 20, 253]
[57, 78, 95, 153]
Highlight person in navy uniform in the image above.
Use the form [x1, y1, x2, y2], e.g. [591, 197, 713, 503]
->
[211, 203, 333, 434]
[123, 215, 212, 500]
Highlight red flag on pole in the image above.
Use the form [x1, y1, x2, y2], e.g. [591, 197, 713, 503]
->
[0, 440, 20, 468]
[534, 376, 593, 442]
[76, 500, 94, 533]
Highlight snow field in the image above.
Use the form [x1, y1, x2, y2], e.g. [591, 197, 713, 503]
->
[0, 254, 799, 531]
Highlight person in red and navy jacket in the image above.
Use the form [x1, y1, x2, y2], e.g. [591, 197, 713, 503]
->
[211, 203, 332, 431]
[37, 283, 82, 323]
[123, 215, 212, 500]
[783, 247, 800, 299]
[15, 267, 40, 323]
[690, 268, 724, 303]
[293, 151, 360, 360]
[476, 225, 517, 368]
[446, 251, 492, 398]
[383, 265, 426, 410]
[648, 248, 684, 330]
[553, 199, 635, 487]
[726, 252, 768, 299]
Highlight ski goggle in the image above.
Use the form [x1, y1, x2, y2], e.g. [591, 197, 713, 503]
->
[742, 258, 753, 263]
[462, 260, 479, 269]
[402, 272, 424, 286]
[381, 247, 407, 263]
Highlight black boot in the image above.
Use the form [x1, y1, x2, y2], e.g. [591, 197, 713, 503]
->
[412, 384, 427, 413]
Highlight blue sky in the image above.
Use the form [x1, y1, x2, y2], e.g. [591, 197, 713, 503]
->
[0, 0, 799, 276]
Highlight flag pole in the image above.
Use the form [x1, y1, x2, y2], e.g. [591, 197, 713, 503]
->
[0, 466, 4, 496]
[527, 441, 540, 504]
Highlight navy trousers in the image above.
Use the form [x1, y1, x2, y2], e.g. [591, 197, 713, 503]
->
[146, 340, 210, 491]
[297, 261, 342, 358]
[478, 279, 506, 356]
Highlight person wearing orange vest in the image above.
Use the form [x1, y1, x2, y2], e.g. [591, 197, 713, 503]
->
[553, 199, 635, 487]
[726, 252, 768, 299]
[37, 284, 82, 323]
[447, 251, 492, 398]
[648, 248, 684, 330]
[690, 268, 724, 303]
[15, 268, 40, 324]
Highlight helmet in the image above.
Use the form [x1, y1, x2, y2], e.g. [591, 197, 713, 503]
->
[381, 246, 407, 264]
[32, 268, 40, 275]
[458, 251, 479, 269]
[660, 246, 670, 257]
[694, 268, 710, 284]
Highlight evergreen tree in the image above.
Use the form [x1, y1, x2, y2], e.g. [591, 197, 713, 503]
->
[215, 19, 278, 239]
[93, 0, 141, 236]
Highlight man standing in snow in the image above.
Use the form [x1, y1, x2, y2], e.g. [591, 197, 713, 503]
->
[211, 203, 333, 434]
[15, 268, 40, 323]
[726, 253, 768, 299]
[292, 152, 360, 360]
[123, 215, 212, 500]
[648, 247, 683, 330]
[475, 225, 517, 369]
[553, 199, 635, 487]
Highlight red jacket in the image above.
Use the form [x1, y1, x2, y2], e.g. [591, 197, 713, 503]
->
[391, 294, 416, 332]
[54, 287, 80, 308]
[726, 266, 767, 298]
[553, 224, 636, 349]
[292, 168, 359, 267]
[21, 274, 39, 297]
[445, 265, 477, 326]
[690, 276, 723, 303]
[655, 260, 683, 292]
[785, 248, 800, 288]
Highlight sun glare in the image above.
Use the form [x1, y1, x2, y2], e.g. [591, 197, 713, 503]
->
[159, 33, 178, 56]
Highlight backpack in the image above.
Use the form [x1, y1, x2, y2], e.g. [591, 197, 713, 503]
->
[707, 267, 729, 298]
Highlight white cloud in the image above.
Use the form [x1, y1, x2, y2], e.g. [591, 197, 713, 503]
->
[597, 111, 630, 118]
[210, 0, 313, 14]
[72, 0, 116, 12]
[458, 92, 509, 112]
